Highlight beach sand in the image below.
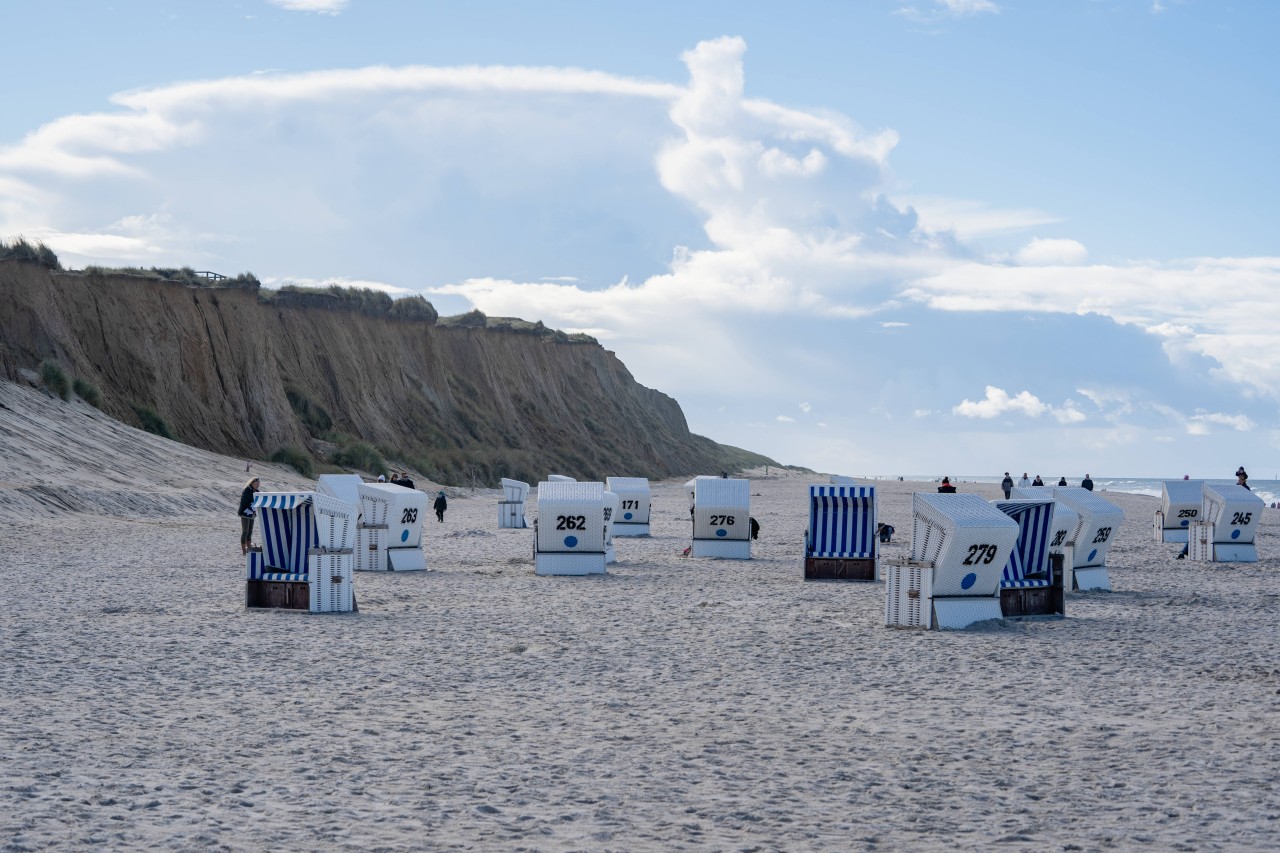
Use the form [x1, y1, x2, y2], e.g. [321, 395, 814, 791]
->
[2, 380, 1278, 851]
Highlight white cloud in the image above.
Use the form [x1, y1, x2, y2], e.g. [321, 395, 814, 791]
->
[799, 402, 812, 413]
[776, 415, 796, 423]
[953, 385, 1087, 424]
[896, 195, 1060, 240]
[1016, 237, 1087, 266]
[1187, 411, 1256, 434]
[267, 0, 349, 14]
[896, 0, 1000, 24]
[880, 321, 909, 328]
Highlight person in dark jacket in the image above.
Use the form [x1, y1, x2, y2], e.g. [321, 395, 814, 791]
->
[1000, 472, 1013, 498]
[1032, 475, 1044, 486]
[238, 477, 260, 555]
[398, 472, 416, 490]
[937, 477, 957, 493]
[1057, 476, 1068, 486]
[1081, 474, 1094, 491]
[433, 490, 447, 522]
[749, 516, 760, 540]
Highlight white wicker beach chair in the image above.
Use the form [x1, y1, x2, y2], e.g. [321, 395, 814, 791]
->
[885, 493, 1019, 629]
[690, 477, 751, 559]
[1155, 480, 1204, 543]
[992, 498, 1064, 617]
[498, 478, 530, 529]
[1011, 486, 1082, 589]
[245, 491, 357, 613]
[605, 477, 651, 536]
[1188, 483, 1263, 562]
[546, 474, 576, 483]
[603, 489, 619, 564]
[353, 483, 427, 571]
[1039, 487, 1123, 590]
[803, 484, 876, 581]
[534, 480, 607, 575]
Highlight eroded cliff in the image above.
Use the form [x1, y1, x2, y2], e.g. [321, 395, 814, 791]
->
[0, 261, 771, 483]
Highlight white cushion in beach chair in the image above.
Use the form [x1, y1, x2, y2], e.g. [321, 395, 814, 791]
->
[691, 477, 751, 559]
[606, 476, 651, 536]
[534, 480, 607, 575]
[1154, 480, 1203, 543]
[499, 478, 530, 529]
[246, 492, 357, 612]
[888, 493, 1019, 629]
[1191, 483, 1264, 562]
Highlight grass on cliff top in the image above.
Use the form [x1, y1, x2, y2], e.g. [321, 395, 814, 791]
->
[2, 237, 61, 270]
[83, 265, 260, 289]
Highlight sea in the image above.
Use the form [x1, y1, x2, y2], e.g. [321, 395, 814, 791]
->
[875, 475, 1280, 507]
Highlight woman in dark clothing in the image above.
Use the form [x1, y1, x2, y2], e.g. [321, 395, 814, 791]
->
[433, 490, 448, 522]
[1032, 475, 1044, 486]
[238, 477, 260, 555]
[1000, 473, 1013, 499]
[937, 477, 957, 494]
[1057, 476, 1068, 486]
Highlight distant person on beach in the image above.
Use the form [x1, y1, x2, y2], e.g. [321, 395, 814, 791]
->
[1237, 471, 1250, 490]
[877, 522, 895, 543]
[1032, 475, 1044, 486]
[749, 517, 760, 540]
[1081, 474, 1094, 491]
[398, 472, 416, 490]
[1019, 473, 1031, 488]
[238, 477, 260, 555]
[937, 477, 957, 493]
[1057, 476, 1068, 486]
[1001, 472, 1013, 498]
[433, 490, 448, 522]
[377, 474, 386, 482]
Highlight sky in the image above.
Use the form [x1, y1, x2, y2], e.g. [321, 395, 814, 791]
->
[2, 0, 1279, 479]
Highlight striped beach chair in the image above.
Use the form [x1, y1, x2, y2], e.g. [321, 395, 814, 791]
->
[1189, 483, 1263, 562]
[690, 477, 751, 559]
[534, 480, 607, 575]
[993, 498, 1064, 617]
[1154, 480, 1203, 544]
[803, 484, 876, 581]
[245, 491, 357, 613]
[885, 493, 1019, 630]
[606, 477, 651, 536]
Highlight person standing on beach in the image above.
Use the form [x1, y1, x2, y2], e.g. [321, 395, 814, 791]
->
[1057, 476, 1068, 486]
[1001, 472, 1013, 498]
[238, 477, 260, 555]
[937, 477, 957, 493]
[433, 490, 448, 522]
[1032, 475, 1044, 486]
[1019, 473, 1031, 488]
[1081, 474, 1094, 491]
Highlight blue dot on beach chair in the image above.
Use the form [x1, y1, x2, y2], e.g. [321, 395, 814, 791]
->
[960, 572, 977, 590]
[564, 535, 578, 548]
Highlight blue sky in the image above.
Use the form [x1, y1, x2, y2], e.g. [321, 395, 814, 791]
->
[2, 0, 1278, 478]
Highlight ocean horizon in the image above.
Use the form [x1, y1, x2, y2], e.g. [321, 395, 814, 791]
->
[859, 474, 1280, 506]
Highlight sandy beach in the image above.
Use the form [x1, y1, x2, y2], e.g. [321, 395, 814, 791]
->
[2, 380, 1278, 852]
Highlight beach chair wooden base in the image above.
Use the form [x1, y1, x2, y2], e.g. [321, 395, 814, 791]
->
[1000, 554, 1065, 618]
[804, 556, 876, 582]
[245, 580, 310, 611]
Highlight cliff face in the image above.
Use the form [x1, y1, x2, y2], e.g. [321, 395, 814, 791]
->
[0, 262, 770, 483]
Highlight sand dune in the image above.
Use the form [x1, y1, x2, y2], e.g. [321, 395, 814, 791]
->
[1, 379, 1278, 851]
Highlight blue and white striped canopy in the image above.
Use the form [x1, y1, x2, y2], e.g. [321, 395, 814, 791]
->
[252, 492, 318, 573]
[806, 485, 875, 558]
[993, 499, 1055, 585]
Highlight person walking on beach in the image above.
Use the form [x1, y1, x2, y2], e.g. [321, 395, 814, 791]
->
[1019, 473, 1031, 488]
[433, 490, 448, 522]
[1081, 474, 1094, 491]
[1032, 475, 1044, 486]
[238, 477, 261, 555]
[937, 477, 957, 493]
[1001, 472, 1013, 498]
